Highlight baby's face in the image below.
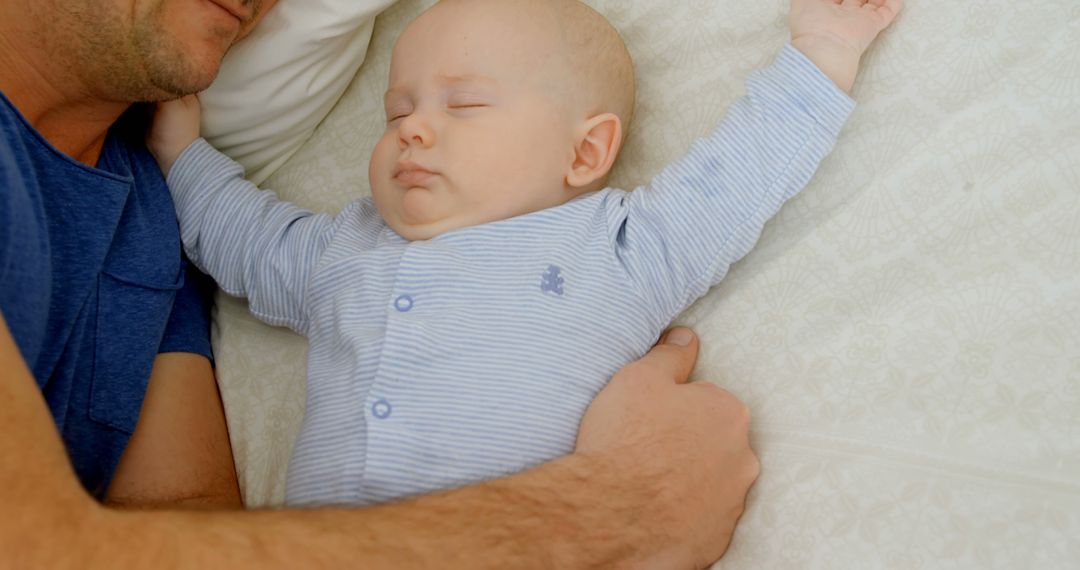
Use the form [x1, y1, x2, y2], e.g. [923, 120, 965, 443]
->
[369, 1, 580, 241]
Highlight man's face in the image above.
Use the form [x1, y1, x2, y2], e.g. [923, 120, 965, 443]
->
[61, 0, 274, 101]
[369, 1, 579, 241]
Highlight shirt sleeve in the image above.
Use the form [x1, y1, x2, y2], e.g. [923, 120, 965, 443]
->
[0, 137, 50, 368]
[157, 256, 214, 359]
[166, 139, 345, 335]
[0, 139, 21, 281]
[607, 44, 856, 319]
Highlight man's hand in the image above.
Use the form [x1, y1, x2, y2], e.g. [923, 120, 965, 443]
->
[789, 0, 904, 92]
[148, 94, 202, 177]
[574, 328, 760, 569]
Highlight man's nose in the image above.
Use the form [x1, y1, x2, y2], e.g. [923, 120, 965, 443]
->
[398, 113, 435, 149]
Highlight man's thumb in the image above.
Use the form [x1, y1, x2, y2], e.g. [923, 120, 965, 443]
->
[644, 327, 700, 385]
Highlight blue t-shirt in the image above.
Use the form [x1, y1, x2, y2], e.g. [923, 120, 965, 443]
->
[0, 92, 213, 498]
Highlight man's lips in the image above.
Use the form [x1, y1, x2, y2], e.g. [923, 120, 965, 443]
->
[394, 162, 438, 186]
[206, 0, 252, 23]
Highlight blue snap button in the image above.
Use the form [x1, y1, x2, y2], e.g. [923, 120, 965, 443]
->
[372, 399, 393, 419]
[394, 294, 414, 312]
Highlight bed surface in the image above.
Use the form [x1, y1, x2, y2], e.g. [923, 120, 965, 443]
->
[212, 1, 1080, 566]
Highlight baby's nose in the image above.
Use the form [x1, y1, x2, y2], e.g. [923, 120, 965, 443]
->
[398, 114, 435, 148]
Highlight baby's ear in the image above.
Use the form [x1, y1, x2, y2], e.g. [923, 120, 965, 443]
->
[566, 113, 622, 191]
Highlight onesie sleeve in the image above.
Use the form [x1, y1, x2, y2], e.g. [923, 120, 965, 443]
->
[607, 44, 856, 319]
[166, 138, 358, 335]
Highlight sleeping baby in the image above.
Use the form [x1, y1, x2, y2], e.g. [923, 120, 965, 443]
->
[148, 0, 902, 507]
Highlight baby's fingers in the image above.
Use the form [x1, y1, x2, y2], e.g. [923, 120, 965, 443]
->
[172, 94, 201, 112]
[867, 0, 903, 26]
[154, 95, 196, 117]
[859, 0, 902, 29]
[181, 93, 201, 110]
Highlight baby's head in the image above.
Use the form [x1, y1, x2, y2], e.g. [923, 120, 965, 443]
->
[369, 0, 635, 240]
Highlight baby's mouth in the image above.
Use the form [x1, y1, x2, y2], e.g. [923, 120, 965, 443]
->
[394, 168, 438, 187]
[394, 160, 439, 187]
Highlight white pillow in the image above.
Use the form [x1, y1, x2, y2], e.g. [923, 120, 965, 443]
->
[199, 0, 399, 184]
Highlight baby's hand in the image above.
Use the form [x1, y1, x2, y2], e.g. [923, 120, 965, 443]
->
[789, 0, 903, 93]
[147, 94, 202, 177]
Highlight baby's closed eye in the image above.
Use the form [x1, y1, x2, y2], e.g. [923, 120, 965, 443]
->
[447, 93, 491, 112]
[385, 104, 413, 123]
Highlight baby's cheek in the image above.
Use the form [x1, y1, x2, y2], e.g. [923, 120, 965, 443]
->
[370, 139, 385, 168]
[368, 144, 395, 208]
[522, 122, 571, 177]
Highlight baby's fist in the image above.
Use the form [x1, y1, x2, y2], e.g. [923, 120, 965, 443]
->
[791, 0, 902, 54]
[789, 0, 903, 92]
[148, 94, 202, 177]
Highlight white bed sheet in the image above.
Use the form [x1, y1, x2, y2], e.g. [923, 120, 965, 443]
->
[212, 1, 1080, 567]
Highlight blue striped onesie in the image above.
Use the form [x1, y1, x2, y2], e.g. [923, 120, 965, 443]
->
[168, 44, 855, 507]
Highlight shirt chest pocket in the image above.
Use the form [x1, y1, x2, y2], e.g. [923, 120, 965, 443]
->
[89, 257, 183, 434]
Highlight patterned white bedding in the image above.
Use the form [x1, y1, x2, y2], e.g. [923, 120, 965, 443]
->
[212, 1, 1080, 567]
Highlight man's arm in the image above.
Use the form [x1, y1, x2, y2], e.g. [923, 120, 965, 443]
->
[105, 353, 242, 510]
[1, 312, 756, 568]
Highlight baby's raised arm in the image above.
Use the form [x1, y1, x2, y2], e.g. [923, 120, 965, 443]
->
[148, 97, 348, 334]
[608, 0, 901, 318]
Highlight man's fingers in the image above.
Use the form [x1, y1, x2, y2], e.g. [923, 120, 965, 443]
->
[637, 327, 700, 385]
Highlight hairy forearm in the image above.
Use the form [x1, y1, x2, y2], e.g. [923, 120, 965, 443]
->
[5, 311, 751, 568]
[361, 452, 652, 568]
[79, 454, 649, 569]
